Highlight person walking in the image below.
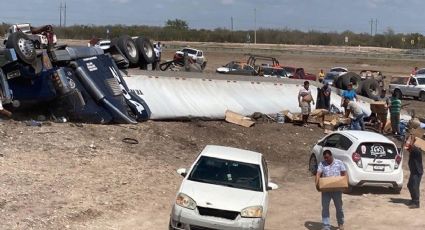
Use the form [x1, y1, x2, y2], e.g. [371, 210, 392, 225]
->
[389, 92, 402, 135]
[377, 89, 390, 133]
[406, 136, 423, 209]
[316, 150, 346, 230]
[322, 82, 331, 111]
[298, 81, 315, 127]
[343, 97, 365, 130]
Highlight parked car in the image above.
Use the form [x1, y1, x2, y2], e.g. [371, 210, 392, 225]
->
[309, 131, 403, 193]
[389, 76, 425, 101]
[261, 66, 288, 78]
[330, 67, 348, 76]
[175, 47, 207, 69]
[283, 67, 317, 81]
[170, 145, 278, 230]
[216, 61, 257, 76]
[94, 40, 111, 50]
[323, 72, 340, 86]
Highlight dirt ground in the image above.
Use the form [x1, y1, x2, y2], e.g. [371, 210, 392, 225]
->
[1, 42, 425, 229]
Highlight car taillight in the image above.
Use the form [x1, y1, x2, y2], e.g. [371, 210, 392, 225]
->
[352, 152, 363, 168]
[395, 154, 402, 169]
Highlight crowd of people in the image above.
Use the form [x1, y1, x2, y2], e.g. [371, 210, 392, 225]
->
[298, 80, 403, 135]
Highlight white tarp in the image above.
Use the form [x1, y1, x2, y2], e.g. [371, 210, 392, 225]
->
[124, 75, 372, 120]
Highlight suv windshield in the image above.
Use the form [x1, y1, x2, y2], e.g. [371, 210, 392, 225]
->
[325, 73, 338, 80]
[181, 48, 197, 55]
[356, 142, 398, 159]
[188, 156, 263, 192]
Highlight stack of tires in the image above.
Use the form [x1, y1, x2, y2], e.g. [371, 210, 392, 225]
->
[334, 72, 381, 100]
[112, 35, 155, 69]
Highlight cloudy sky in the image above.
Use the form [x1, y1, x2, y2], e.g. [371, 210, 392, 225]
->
[2, 0, 425, 33]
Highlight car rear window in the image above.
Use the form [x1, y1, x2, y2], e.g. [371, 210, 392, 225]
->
[356, 142, 398, 159]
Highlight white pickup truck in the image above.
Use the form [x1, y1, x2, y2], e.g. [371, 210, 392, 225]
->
[175, 47, 207, 69]
[4, 23, 57, 49]
[389, 76, 425, 101]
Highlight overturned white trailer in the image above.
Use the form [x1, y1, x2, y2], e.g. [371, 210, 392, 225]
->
[124, 71, 373, 120]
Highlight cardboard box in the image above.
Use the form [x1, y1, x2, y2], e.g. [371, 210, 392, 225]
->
[319, 176, 348, 192]
[225, 110, 255, 127]
[410, 128, 425, 139]
[338, 117, 351, 125]
[370, 101, 388, 114]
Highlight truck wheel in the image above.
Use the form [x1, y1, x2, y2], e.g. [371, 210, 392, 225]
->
[394, 89, 403, 100]
[135, 37, 155, 65]
[6, 31, 37, 64]
[420, 92, 425, 101]
[341, 72, 361, 90]
[361, 79, 381, 100]
[33, 40, 41, 49]
[115, 35, 139, 66]
[334, 76, 344, 89]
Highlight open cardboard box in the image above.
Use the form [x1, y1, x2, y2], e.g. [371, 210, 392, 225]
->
[319, 175, 348, 192]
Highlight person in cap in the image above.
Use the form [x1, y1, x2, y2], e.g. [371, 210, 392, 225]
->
[341, 83, 358, 116]
[405, 135, 423, 209]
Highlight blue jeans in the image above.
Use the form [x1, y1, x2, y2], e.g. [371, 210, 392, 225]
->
[351, 113, 365, 131]
[322, 192, 344, 229]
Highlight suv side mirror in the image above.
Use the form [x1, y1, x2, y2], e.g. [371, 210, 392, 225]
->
[177, 168, 187, 177]
[267, 182, 279, 191]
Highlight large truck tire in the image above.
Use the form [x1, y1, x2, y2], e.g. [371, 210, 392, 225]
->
[115, 35, 139, 66]
[361, 79, 381, 100]
[341, 72, 361, 90]
[135, 37, 155, 65]
[6, 31, 37, 64]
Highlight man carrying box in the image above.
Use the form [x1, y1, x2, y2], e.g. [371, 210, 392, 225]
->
[316, 150, 347, 230]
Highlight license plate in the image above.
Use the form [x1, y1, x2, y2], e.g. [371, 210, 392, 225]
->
[373, 165, 385, 171]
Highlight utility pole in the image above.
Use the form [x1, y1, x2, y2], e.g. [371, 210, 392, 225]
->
[370, 18, 373, 36]
[64, 2, 67, 27]
[231, 16, 234, 31]
[59, 2, 62, 27]
[254, 8, 257, 44]
[375, 18, 378, 35]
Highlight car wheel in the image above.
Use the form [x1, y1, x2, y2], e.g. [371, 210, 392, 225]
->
[135, 37, 155, 65]
[6, 31, 37, 64]
[394, 89, 403, 100]
[390, 186, 402, 194]
[309, 154, 318, 175]
[343, 185, 353, 194]
[115, 35, 139, 66]
[419, 92, 425, 102]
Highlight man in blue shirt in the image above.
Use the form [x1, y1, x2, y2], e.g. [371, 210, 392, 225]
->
[316, 150, 347, 230]
[340, 83, 358, 116]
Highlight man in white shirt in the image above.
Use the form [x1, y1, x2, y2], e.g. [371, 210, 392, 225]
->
[344, 97, 364, 130]
[298, 81, 315, 127]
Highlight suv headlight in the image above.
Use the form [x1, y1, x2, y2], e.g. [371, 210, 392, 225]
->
[175, 193, 196, 210]
[241, 206, 263, 218]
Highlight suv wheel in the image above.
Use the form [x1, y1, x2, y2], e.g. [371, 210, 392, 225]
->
[309, 154, 318, 175]
[420, 92, 425, 102]
[394, 89, 403, 100]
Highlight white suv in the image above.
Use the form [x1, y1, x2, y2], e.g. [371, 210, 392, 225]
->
[170, 145, 278, 230]
[309, 131, 403, 193]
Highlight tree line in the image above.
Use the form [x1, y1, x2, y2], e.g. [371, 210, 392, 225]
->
[0, 20, 424, 49]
